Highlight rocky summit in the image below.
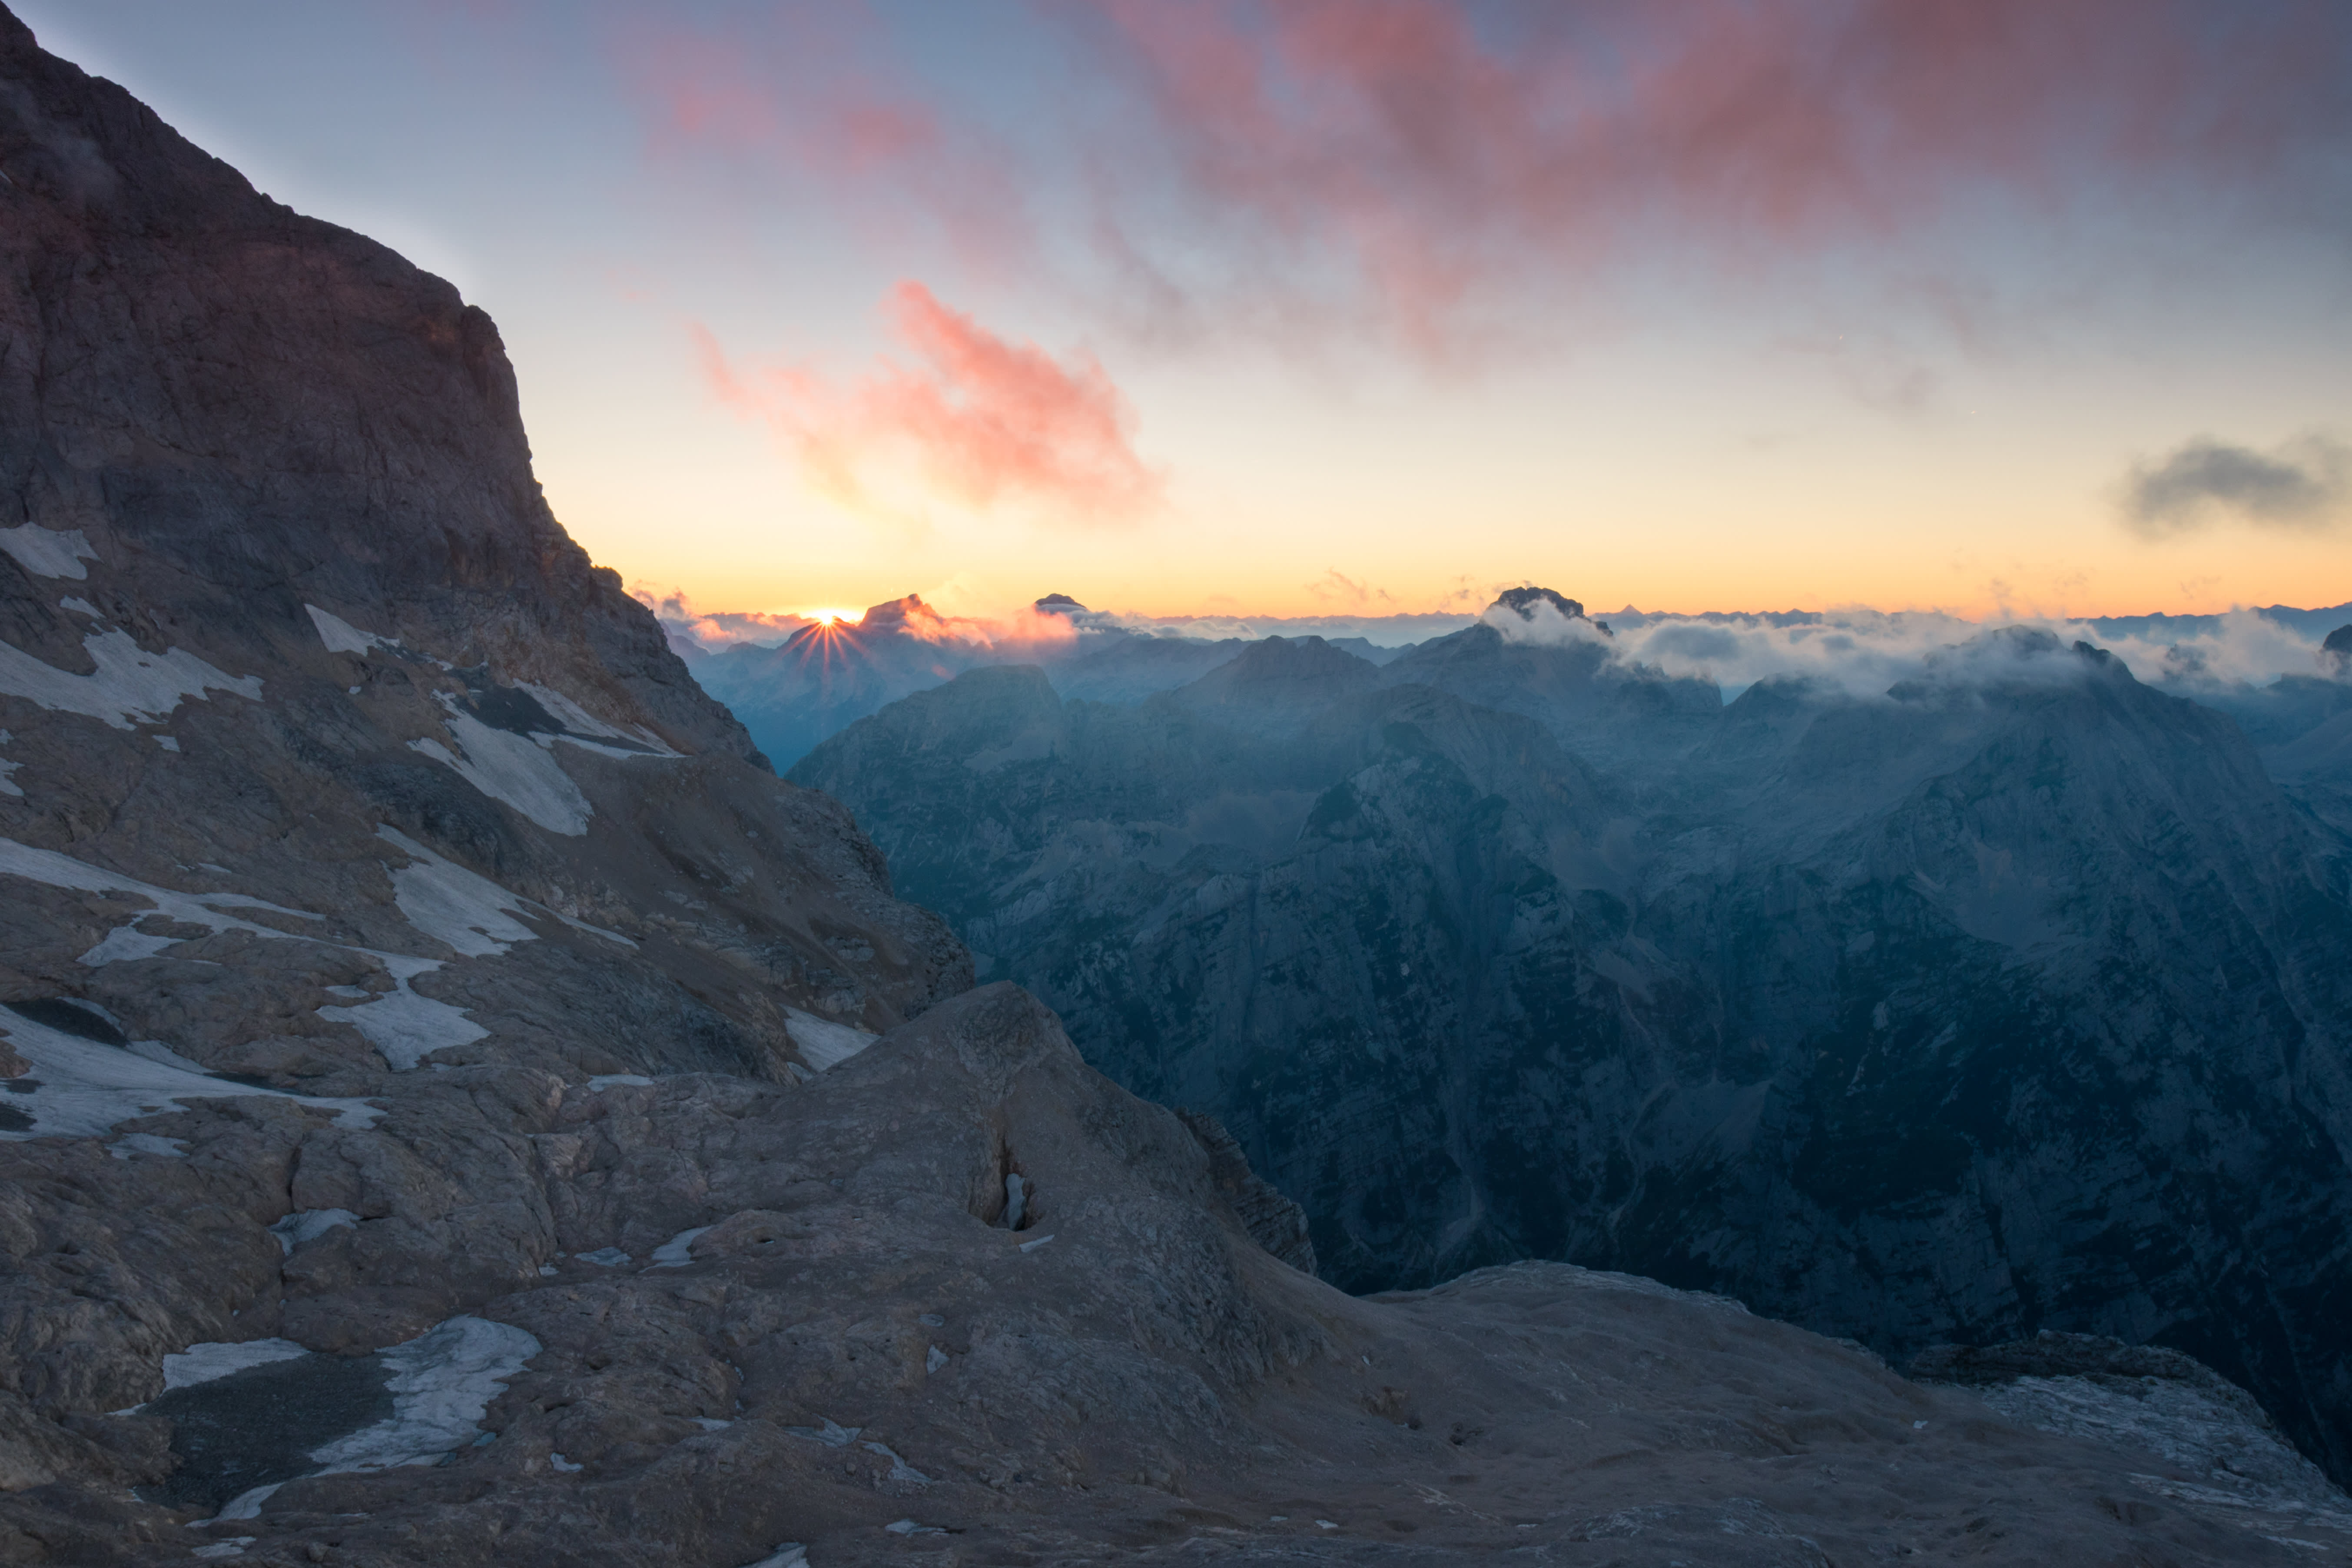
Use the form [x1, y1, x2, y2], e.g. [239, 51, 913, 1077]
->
[5, 8, 2352, 1567]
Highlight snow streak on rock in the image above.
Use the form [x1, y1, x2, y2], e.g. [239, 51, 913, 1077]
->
[305, 1317, 541, 1473]
[303, 603, 394, 655]
[0, 1009, 381, 1138]
[0, 522, 96, 579]
[410, 710, 594, 836]
[0, 628, 260, 729]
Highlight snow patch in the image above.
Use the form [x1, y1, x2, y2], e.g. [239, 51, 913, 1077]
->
[211, 1484, 283, 1522]
[785, 1008, 878, 1072]
[0, 628, 261, 729]
[304, 605, 391, 656]
[2, 835, 305, 950]
[163, 1339, 311, 1392]
[411, 710, 592, 835]
[650, 1226, 711, 1267]
[58, 597, 97, 618]
[376, 825, 632, 956]
[863, 1441, 930, 1483]
[588, 1074, 654, 1091]
[315, 955, 486, 1071]
[518, 682, 682, 756]
[270, 1209, 359, 1255]
[78, 925, 182, 964]
[377, 826, 538, 958]
[0, 835, 494, 1077]
[577, 1247, 631, 1267]
[0, 1011, 383, 1140]
[783, 1418, 861, 1447]
[109, 1133, 188, 1160]
[0, 524, 96, 579]
[305, 1316, 541, 1472]
[741, 1547, 807, 1568]
[191, 1536, 256, 1558]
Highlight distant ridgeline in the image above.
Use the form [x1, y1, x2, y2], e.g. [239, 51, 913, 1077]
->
[680, 587, 2352, 772]
[792, 587, 2352, 1483]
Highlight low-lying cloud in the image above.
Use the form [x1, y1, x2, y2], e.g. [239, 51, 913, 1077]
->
[2124, 434, 2351, 537]
[630, 587, 814, 650]
[697, 282, 1164, 524]
[1601, 606, 2343, 700]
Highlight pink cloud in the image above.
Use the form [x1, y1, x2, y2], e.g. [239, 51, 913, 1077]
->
[626, 1, 2352, 357]
[698, 282, 1164, 524]
[1075, 0, 2350, 347]
[621, 6, 1031, 274]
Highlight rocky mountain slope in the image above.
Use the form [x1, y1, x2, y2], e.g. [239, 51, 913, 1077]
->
[795, 604, 2352, 1486]
[7, 8, 2352, 1563]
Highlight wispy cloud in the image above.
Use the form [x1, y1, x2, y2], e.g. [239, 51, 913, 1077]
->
[629, 585, 813, 649]
[623, 0, 2352, 360]
[2122, 434, 2351, 538]
[621, 5, 1031, 272]
[697, 282, 1164, 524]
[1304, 569, 1395, 608]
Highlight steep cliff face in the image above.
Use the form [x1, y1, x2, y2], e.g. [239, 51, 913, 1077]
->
[797, 618, 2352, 1482]
[0, 7, 969, 1087]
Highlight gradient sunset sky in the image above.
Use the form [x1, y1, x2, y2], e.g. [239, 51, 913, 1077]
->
[22, 0, 2352, 623]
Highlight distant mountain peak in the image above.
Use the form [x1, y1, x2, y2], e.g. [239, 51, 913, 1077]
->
[1035, 593, 1087, 614]
[1495, 586, 1586, 620]
[860, 593, 932, 627]
[2324, 623, 2352, 676]
[1489, 586, 1612, 636]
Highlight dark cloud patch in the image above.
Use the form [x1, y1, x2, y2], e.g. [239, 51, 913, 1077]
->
[2123, 434, 2349, 537]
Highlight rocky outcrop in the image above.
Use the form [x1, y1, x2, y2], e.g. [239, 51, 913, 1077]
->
[1177, 1107, 1317, 1274]
[797, 609, 2352, 1486]
[1914, 1332, 2352, 1540]
[10, 984, 2342, 1565]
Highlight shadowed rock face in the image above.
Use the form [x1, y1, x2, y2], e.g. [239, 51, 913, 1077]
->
[798, 617, 2352, 1485]
[0, 3, 968, 1081]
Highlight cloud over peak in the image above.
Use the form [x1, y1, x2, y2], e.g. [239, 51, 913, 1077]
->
[2123, 433, 2350, 538]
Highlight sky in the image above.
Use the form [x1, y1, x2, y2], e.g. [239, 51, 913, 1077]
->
[18, 0, 2352, 625]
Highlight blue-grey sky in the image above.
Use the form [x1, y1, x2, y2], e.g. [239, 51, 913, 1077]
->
[18, 0, 2352, 624]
